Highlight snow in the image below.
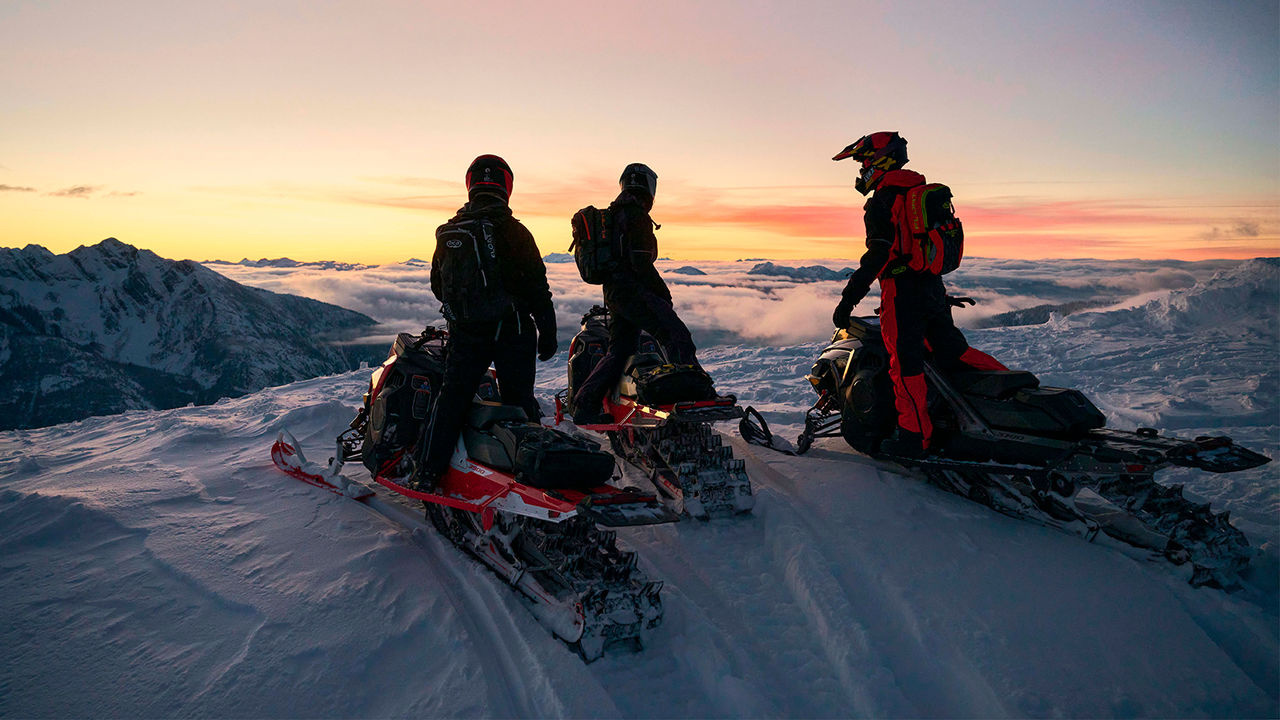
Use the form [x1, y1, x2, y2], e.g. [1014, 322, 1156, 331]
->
[2, 258, 1277, 717]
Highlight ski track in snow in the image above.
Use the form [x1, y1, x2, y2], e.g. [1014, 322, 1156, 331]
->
[1, 260, 1277, 717]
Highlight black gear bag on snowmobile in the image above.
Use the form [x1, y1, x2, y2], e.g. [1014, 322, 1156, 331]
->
[361, 330, 447, 475]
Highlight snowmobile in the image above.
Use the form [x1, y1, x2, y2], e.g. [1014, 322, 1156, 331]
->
[741, 317, 1271, 590]
[271, 327, 676, 662]
[558, 306, 755, 519]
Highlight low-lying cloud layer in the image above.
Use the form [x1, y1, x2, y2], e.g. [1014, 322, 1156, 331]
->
[205, 256, 1262, 350]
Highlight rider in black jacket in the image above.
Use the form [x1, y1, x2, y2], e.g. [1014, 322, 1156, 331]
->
[412, 154, 557, 490]
[569, 163, 700, 425]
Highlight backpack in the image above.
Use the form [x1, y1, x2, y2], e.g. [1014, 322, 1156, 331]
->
[893, 183, 964, 275]
[434, 218, 512, 323]
[361, 330, 448, 476]
[569, 206, 623, 284]
[566, 306, 611, 406]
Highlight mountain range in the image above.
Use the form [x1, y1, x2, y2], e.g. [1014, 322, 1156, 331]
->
[0, 238, 380, 430]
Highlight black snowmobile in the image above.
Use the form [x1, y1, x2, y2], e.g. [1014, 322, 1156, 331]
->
[741, 317, 1270, 589]
[559, 306, 755, 518]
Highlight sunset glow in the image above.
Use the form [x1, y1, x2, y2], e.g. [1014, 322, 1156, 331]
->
[2, 1, 1276, 263]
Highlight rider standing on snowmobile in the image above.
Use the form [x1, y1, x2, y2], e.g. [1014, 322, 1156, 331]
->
[412, 154, 558, 490]
[569, 163, 702, 425]
[831, 132, 1005, 458]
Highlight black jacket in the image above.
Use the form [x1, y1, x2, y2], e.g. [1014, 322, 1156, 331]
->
[605, 191, 671, 301]
[431, 196, 554, 327]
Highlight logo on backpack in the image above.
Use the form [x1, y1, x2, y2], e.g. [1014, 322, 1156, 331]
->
[568, 206, 624, 285]
[433, 218, 512, 323]
[894, 183, 964, 275]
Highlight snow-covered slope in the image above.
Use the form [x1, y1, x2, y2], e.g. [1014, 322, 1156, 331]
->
[1, 365, 1275, 717]
[1, 258, 1275, 717]
[0, 238, 379, 430]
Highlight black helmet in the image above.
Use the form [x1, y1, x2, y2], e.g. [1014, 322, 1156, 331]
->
[832, 132, 908, 195]
[619, 163, 658, 199]
[466, 154, 513, 200]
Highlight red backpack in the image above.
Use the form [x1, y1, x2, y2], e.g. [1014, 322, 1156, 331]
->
[892, 183, 964, 275]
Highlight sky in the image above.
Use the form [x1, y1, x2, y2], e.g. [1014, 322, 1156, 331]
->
[1, 0, 1278, 263]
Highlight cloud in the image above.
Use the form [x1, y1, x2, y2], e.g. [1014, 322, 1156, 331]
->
[1200, 221, 1264, 242]
[201, 256, 1248, 348]
[48, 185, 100, 198]
[1, 184, 36, 192]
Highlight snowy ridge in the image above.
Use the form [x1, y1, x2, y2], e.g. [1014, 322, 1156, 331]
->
[0, 239, 379, 430]
[1067, 257, 1279, 334]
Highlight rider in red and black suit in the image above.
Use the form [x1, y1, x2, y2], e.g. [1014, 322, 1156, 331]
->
[831, 132, 1006, 458]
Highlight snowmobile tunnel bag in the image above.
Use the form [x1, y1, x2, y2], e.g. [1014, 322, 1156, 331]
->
[629, 363, 716, 406]
[462, 402, 614, 489]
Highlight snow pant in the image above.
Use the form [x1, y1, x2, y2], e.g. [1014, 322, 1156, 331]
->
[419, 316, 540, 476]
[878, 273, 1006, 447]
[571, 281, 698, 412]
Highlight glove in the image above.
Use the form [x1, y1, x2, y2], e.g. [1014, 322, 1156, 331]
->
[946, 295, 976, 308]
[534, 306, 558, 361]
[537, 329, 558, 361]
[832, 298, 856, 329]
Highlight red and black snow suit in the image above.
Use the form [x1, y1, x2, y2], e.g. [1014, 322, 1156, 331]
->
[839, 169, 1005, 448]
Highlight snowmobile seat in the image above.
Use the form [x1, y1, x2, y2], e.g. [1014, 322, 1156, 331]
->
[466, 402, 529, 430]
[624, 352, 667, 377]
[951, 370, 1040, 399]
[463, 403, 529, 470]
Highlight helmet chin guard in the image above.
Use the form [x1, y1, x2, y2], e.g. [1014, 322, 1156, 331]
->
[833, 132, 908, 195]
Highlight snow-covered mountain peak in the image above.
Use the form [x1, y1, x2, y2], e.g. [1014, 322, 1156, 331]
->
[0, 239, 380, 430]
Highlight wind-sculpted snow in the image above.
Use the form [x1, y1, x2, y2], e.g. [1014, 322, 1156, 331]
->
[0, 356, 1275, 717]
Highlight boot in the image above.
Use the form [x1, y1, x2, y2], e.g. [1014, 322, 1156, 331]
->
[405, 466, 442, 493]
[880, 429, 928, 459]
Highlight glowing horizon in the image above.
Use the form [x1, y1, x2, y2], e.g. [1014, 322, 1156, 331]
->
[2, 1, 1277, 264]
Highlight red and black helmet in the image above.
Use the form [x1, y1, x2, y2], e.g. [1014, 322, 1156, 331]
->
[466, 154, 513, 200]
[832, 132, 908, 195]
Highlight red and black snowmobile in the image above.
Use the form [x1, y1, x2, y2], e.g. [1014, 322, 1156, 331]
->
[272, 327, 675, 662]
[558, 306, 754, 519]
[742, 317, 1271, 589]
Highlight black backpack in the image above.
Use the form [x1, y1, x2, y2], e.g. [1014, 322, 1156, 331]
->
[434, 217, 512, 322]
[361, 330, 448, 476]
[569, 206, 624, 284]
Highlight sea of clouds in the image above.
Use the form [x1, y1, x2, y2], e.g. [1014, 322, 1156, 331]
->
[204, 256, 1246, 350]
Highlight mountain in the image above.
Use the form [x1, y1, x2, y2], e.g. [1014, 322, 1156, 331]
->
[747, 261, 854, 281]
[203, 257, 373, 271]
[0, 238, 379, 430]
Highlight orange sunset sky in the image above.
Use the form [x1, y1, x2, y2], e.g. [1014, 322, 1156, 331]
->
[2, 1, 1277, 264]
